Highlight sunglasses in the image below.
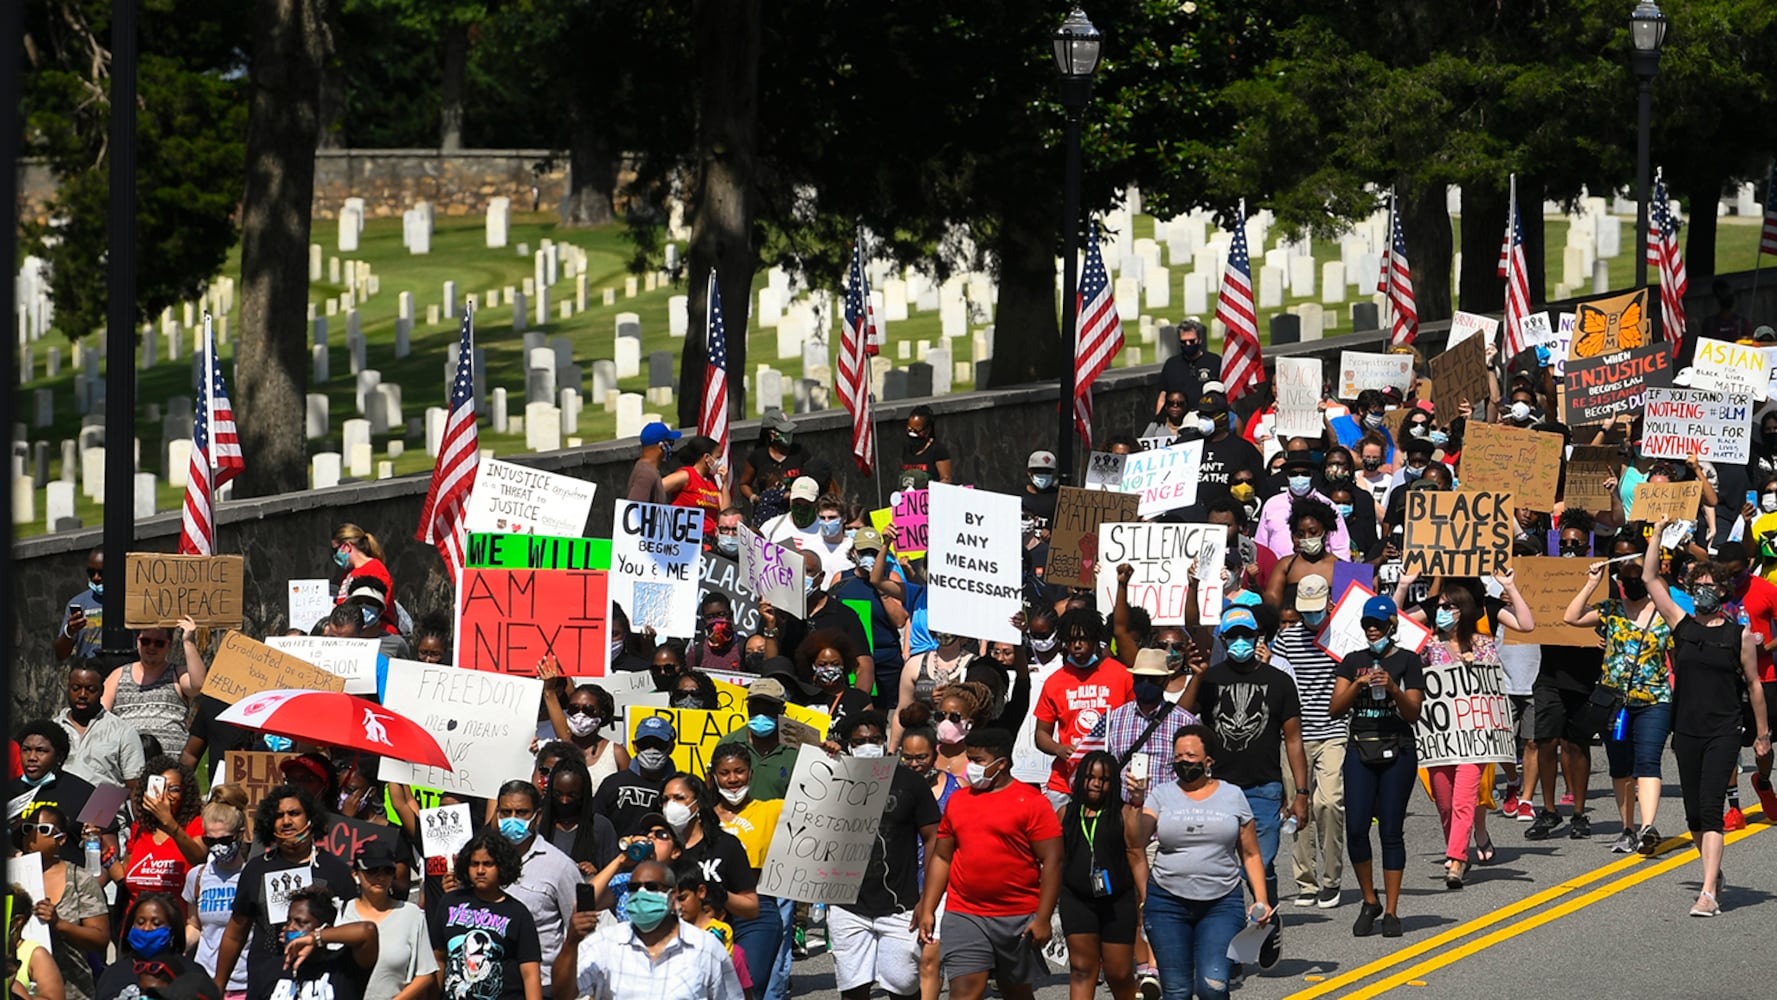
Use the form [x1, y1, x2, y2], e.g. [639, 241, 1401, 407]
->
[565, 706, 600, 718]
[137, 637, 169, 649]
[133, 960, 175, 978]
[201, 835, 237, 847]
[632, 880, 670, 893]
[644, 829, 674, 842]
[1154, 641, 1186, 652]
[26, 823, 62, 840]
[936, 711, 968, 725]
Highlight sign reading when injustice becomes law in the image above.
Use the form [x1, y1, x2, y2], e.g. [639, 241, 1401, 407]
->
[125, 553, 244, 628]
[1639, 387, 1753, 465]
[1563, 342, 1673, 427]
[1046, 487, 1140, 589]
[1629, 480, 1704, 523]
[201, 631, 345, 705]
[1458, 422, 1565, 511]
[1402, 490, 1513, 577]
[457, 567, 609, 675]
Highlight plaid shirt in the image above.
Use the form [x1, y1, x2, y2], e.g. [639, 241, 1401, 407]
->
[575, 919, 744, 1000]
[1104, 698, 1198, 783]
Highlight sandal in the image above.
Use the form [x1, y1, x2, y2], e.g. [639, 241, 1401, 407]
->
[1444, 860, 1466, 889]
[1689, 891, 1720, 917]
[1472, 833, 1496, 864]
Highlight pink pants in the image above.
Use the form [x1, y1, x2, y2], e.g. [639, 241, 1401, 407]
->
[1426, 763, 1484, 862]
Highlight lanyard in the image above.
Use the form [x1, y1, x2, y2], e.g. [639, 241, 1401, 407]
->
[1080, 810, 1101, 849]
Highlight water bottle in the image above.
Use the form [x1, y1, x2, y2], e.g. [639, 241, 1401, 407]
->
[83, 830, 102, 877]
[1281, 814, 1298, 836]
[1611, 707, 1629, 742]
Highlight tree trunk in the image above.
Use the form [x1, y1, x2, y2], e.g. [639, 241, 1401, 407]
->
[1401, 183, 1454, 326]
[984, 208, 1062, 387]
[678, 0, 759, 429]
[316, 55, 345, 148]
[560, 108, 615, 227]
[439, 21, 467, 152]
[1683, 173, 1724, 285]
[235, 0, 331, 497]
[1458, 183, 1506, 314]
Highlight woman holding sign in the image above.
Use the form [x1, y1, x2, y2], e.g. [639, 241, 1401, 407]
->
[1415, 587, 1509, 888]
[1641, 521, 1771, 917]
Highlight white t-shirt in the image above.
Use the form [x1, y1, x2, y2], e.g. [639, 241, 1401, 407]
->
[184, 862, 250, 992]
[340, 900, 437, 1000]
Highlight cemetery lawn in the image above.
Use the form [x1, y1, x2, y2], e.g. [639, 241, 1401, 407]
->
[19, 211, 1771, 539]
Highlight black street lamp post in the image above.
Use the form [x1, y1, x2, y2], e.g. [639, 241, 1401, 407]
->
[1053, 8, 1101, 481]
[1629, 0, 1667, 289]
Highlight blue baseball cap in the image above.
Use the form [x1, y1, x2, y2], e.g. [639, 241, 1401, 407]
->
[1361, 594, 1398, 622]
[1229, 591, 1262, 609]
[1218, 607, 1259, 636]
[634, 716, 676, 745]
[640, 422, 682, 447]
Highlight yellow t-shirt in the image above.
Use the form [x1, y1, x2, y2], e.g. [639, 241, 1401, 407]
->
[719, 798, 784, 869]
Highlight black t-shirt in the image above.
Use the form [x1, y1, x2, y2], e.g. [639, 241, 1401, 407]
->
[1193, 661, 1301, 788]
[1671, 617, 1746, 738]
[590, 770, 666, 837]
[1536, 642, 1603, 693]
[232, 848, 358, 1000]
[427, 890, 541, 1000]
[189, 694, 253, 763]
[269, 944, 372, 1000]
[1159, 352, 1224, 403]
[821, 688, 876, 737]
[898, 440, 952, 488]
[779, 599, 874, 674]
[743, 444, 808, 493]
[9, 772, 99, 863]
[679, 828, 759, 896]
[828, 575, 898, 656]
[1022, 488, 1059, 529]
[851, 765, 942, 917]
[1194, 434, 1265, 512]
[1336, 646, 1426, 743]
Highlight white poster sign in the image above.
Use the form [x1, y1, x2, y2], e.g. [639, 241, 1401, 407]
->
[6, 855, 51, 952]
[1313, 582, 1431, 662]
[1446, 311, 1500, 349]
[265, 636, 381, 695]
[1337, 352, 1415, 399]
[1554, 313, 1575, 377]
[377, 659, 540, 797]
[926, 483, 1022, 643]
[1685, 338, 1770, 401]
[1520, 312, 1556, 348]
[1273, 357, 1324, 439]
[1084, 452, 1128, 492]
[738, 524, 806, 618]
[1012, 659, 1066, 784]
[418, 803, 474, 861]
[1414, 658, 1517, 767]
[1094, 522, 1227, 627]
[1640, 387, 1753, 465]
[262, 866, 313, 924]
[1119, 441, 1204, 517]
[609, 500, 704, 638]
[286, 579, 331, 634]
[464, 457, 597, 536]
[757, 745, 898, 904]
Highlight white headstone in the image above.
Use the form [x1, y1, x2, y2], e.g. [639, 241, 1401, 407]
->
[368, 384, 401, 434]
[308, 244, 323, 282]
[776, 312, 805, 361]
[756, 369, 785, 414]
[591, 360, 618, 399]
[558, 388, 581, 435]
[45, 481, 74, 531]
[669, 296, 689, 337]
[1184, 272, 1209, 315]
[346, 442, 372, 477]
[758, 287, 783, 328]
[342, 418, 372, 460]
[312, 452, 342, 489]
[486, 197, 511, 248]
[1144, 267, 1171, 310]
[338, 205, 362, 252]
[616, 338, 640, 379]
[615, 393, 644, 439]
[1115, 276, 1141, 322]
[1321, 262, 1347, 304]
[1258, 265, 1285, 309]
[166, 439, 192, 488]
[132, 472, 158, 518]
[306, 394, 329, 440]
[926, 347, 954, 395]
[13, 476, 34, 526]
[1288, 255, 1316, 298]
[525, 403, 562, 451]
[425, 407, 447, 456]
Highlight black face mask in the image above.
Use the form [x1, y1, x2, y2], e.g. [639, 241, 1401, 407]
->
[1361, 457, 1382, 472]
[1559, 542, 1589, 558]
[1180, 342, 1203, 359]
[743, 651, 765, 672]
[1172, 760, 1208, 783]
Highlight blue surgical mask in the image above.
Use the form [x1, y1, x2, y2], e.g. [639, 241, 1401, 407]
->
[1335, 503, 1354, 520]
[819, 519, 843, 540]
[127, 925, 172, 957]
[283, 929, 307, 946]
[845, 528, 858, 541]
[747, 714, 778, 737]
[1367, 637, 1392, 654]
[333, 547, 351, 568]
[1435, 608, 1458, 632]
[1300, 609, 1327, 627]
[262, 735, 294, 753]
[498, 816, 531, 842]
[1032, 474, 1056, 490]
[1429, 430, 1449, 447]
[716, 535, 738, 557]
[858, 553, 877, 573]
[1402, 465, 1425, 482]
[1067, 653, 1098, 669]
[627, 889, 672, 932]
[89, 581, 103, 597]
[1287, 475, 1313, 496]
[1225, 638, 1256, 662]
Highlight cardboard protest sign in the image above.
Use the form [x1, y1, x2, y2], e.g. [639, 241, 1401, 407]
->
[202, 631, 346, 705]
[1314, 582, 1432, 662]
[1761, 346, 1777, 400]
[458, 566, 609, 675]
[377, 659, 540, 797]
[1640, 387, 1753, 465]
[1273, 358, 1325, 438]
[1568, 288, 1653, 361]
[609, 500, 704, 638]
[1094, 522, 1226, 626]
[1685, 338, 1768, 401]
[1563, 445, 1620, 511]
[1084, 452, 1128, 491]
[624, 706, 746, 777]
[1402, 490, 1513, 577]
[738, 524, 806, 618]
[926, 483, 1022, 643]
[1564, 342, 1674, 427]
[757, 744, 898, 904]
[1338, 352, 1415, 400]
[1414, 658, 1516, 767]
[1119, 441, 1203, 517]
[1046, 487, 1140, 588]
[1629, 480, 1704, 522]
[1428, 333, 1488, 425]
[223, 751, 299, 827]
[1505, 557, 1605, 647]
[125, 553, 244, 628]
[464, 457, 597, 536]
[465, 532, 611, 571]
[265, 636, 381, 694]
[892, 490, 930, 557]
[1446, 311, 1500, 349]
[699, 552, 761, 636]
[287, 580, 331, 633]
[1458, 422, 1564, 511]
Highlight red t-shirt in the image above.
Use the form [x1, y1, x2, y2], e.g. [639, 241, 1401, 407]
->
[338, 557, 398, 634]
[671, 466, 722, 536]
[936, 781, 1062, 917]
[1735, 575, 1777, 682]
[1035, 659, 1136, 793]
[122, 827, 195, 912]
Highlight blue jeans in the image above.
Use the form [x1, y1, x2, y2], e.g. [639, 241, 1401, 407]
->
[1142, 882, 1246, 1000]
[732, 896, 788, 996]
[1604, 700, 1672, 780]
[766, 895, 795, 1000]
[1240, 782, 1283, 906]
[1343, 744, 1417, 871]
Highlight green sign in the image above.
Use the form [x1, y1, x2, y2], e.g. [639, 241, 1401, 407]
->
[464, 532, 611, 571]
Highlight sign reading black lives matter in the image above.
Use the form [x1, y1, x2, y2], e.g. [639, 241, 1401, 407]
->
[1413, 657, 1516, 767]
[926, 482, 1022, 644]
[1402, 490, 1513, 577]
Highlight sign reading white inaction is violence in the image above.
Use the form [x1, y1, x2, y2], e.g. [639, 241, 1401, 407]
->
[1119, 441, 1203, 518]
[1413, 657, 1516, 767]
[609, 500, 704, 638]
[926, 482, 1022, 643]
[265, 636, 381, 695]
[757, 744, 898, 904]
[1685, 338, 1769, 401]
[464, 457, 598, 536]
[1640, 387, 1753, 465]
[376, 659, 540, 797]
[738, 524, 806, 617]
[1273, 357, 1324, 438]
[1094, 522, 1227, 626]
[1337, 351, 1415, 400]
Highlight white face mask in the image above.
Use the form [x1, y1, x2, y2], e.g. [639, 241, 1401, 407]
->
[1029, 633, 1058, 654]
[850, 743, 885, 759]
[662, 800, 695, 833]
[565, 713, 599, 738]
[965, 758, 1003, 791]
[717, 785, 749, 806]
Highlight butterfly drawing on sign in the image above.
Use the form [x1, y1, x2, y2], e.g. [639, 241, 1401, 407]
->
[1570, 289, 1649, 359]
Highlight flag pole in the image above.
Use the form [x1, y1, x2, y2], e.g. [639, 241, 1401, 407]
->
[202, 310, 217, 550]
[1753, 161, 1772, 324]
[1378, 191, 1394, 341]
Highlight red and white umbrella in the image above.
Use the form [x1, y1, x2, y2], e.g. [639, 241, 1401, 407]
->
[216, 689, 451, 770]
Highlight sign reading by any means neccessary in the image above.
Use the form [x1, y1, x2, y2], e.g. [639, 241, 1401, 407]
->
[926, 482, 1022, 644]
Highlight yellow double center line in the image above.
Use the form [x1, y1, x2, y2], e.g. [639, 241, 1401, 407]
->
[1283, 814, 1772, 999]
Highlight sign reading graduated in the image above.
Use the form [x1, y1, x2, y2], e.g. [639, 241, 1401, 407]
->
[1685, 338, 1769, 401]
[377, 659, 540, 797]
[457, 566, 609, 675]
[1273, 358, 1324, 438]
[757, 744, 898, 904]
[125, 553, 244, 628]
[1402, 490, 1512, 577]
[463, 457, 597, 537]
[1413, 656, 1516, 767]
[1639, 387, 1753, 465]
[609, 500, 704, 638]
[926, 482, 1022, 643]
[1094, 522, 1226, 626]
[1119, 441, 1203, 517]
[201, 631, 346, 705]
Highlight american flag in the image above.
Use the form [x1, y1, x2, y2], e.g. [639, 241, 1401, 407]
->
[699, 271, 731, 472]
[177, 313, 244, 555]
[1377, 193, 1418, 348]
[1763, 161, 1777, 257]
[1498, 178, 1532, 358]
[1646, 170, 1688, 357]
[1215, 200, 1265, 400]
[1072, 221, 1124, 445]
[416, 308, 480, 580]
[839, 236, 876, 473]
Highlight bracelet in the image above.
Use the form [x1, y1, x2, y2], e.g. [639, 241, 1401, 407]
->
[761, 628, 779, 638]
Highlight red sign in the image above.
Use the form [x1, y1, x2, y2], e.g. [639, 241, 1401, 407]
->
[457, 567, 610, 675]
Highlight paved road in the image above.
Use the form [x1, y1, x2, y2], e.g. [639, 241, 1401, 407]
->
[784, 750, 1771, 998]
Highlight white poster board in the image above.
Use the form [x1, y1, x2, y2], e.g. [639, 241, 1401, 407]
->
[1413, 658, 1517, 767]
[418, 803, 474, 861]
[1273, 357, 1325, 439]
[1084, 452, 1128, 492]
[1337, 352, 1415, 400]
[609, 500, 704, 638]
[1640, 387, 1753, 465]
[464, 457, 598, 536]
[1011, 659, 1066, 784]
[756, 744, 898, 904]
[262, 866, 312, 924]
[1446, 311, 1500, 349]
[377, 659, 540, 797]
[286, 579, 331, 634]
[1094, 522, 1226, 626]
[1684, 338, 1769, 401]
[1553, 314, 1575, 377]
[1119, 441, 1204, 517]
[265, 636, 381, 695]
[738, 524, 806, 618]
[1313, 581, 1431, 662]
[6, 855, 52, 952]
[1520, 312, 1556, 348]
[926, 482, 1022, 643]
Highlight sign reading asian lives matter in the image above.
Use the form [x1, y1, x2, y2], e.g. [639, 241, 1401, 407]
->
[926, 482, 1021, 643]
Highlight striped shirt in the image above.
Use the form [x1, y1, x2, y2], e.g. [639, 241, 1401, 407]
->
[574, 919, 744, 1000]
[1269, 625, 1347, 742]
[1104, 700, 1199, 785]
